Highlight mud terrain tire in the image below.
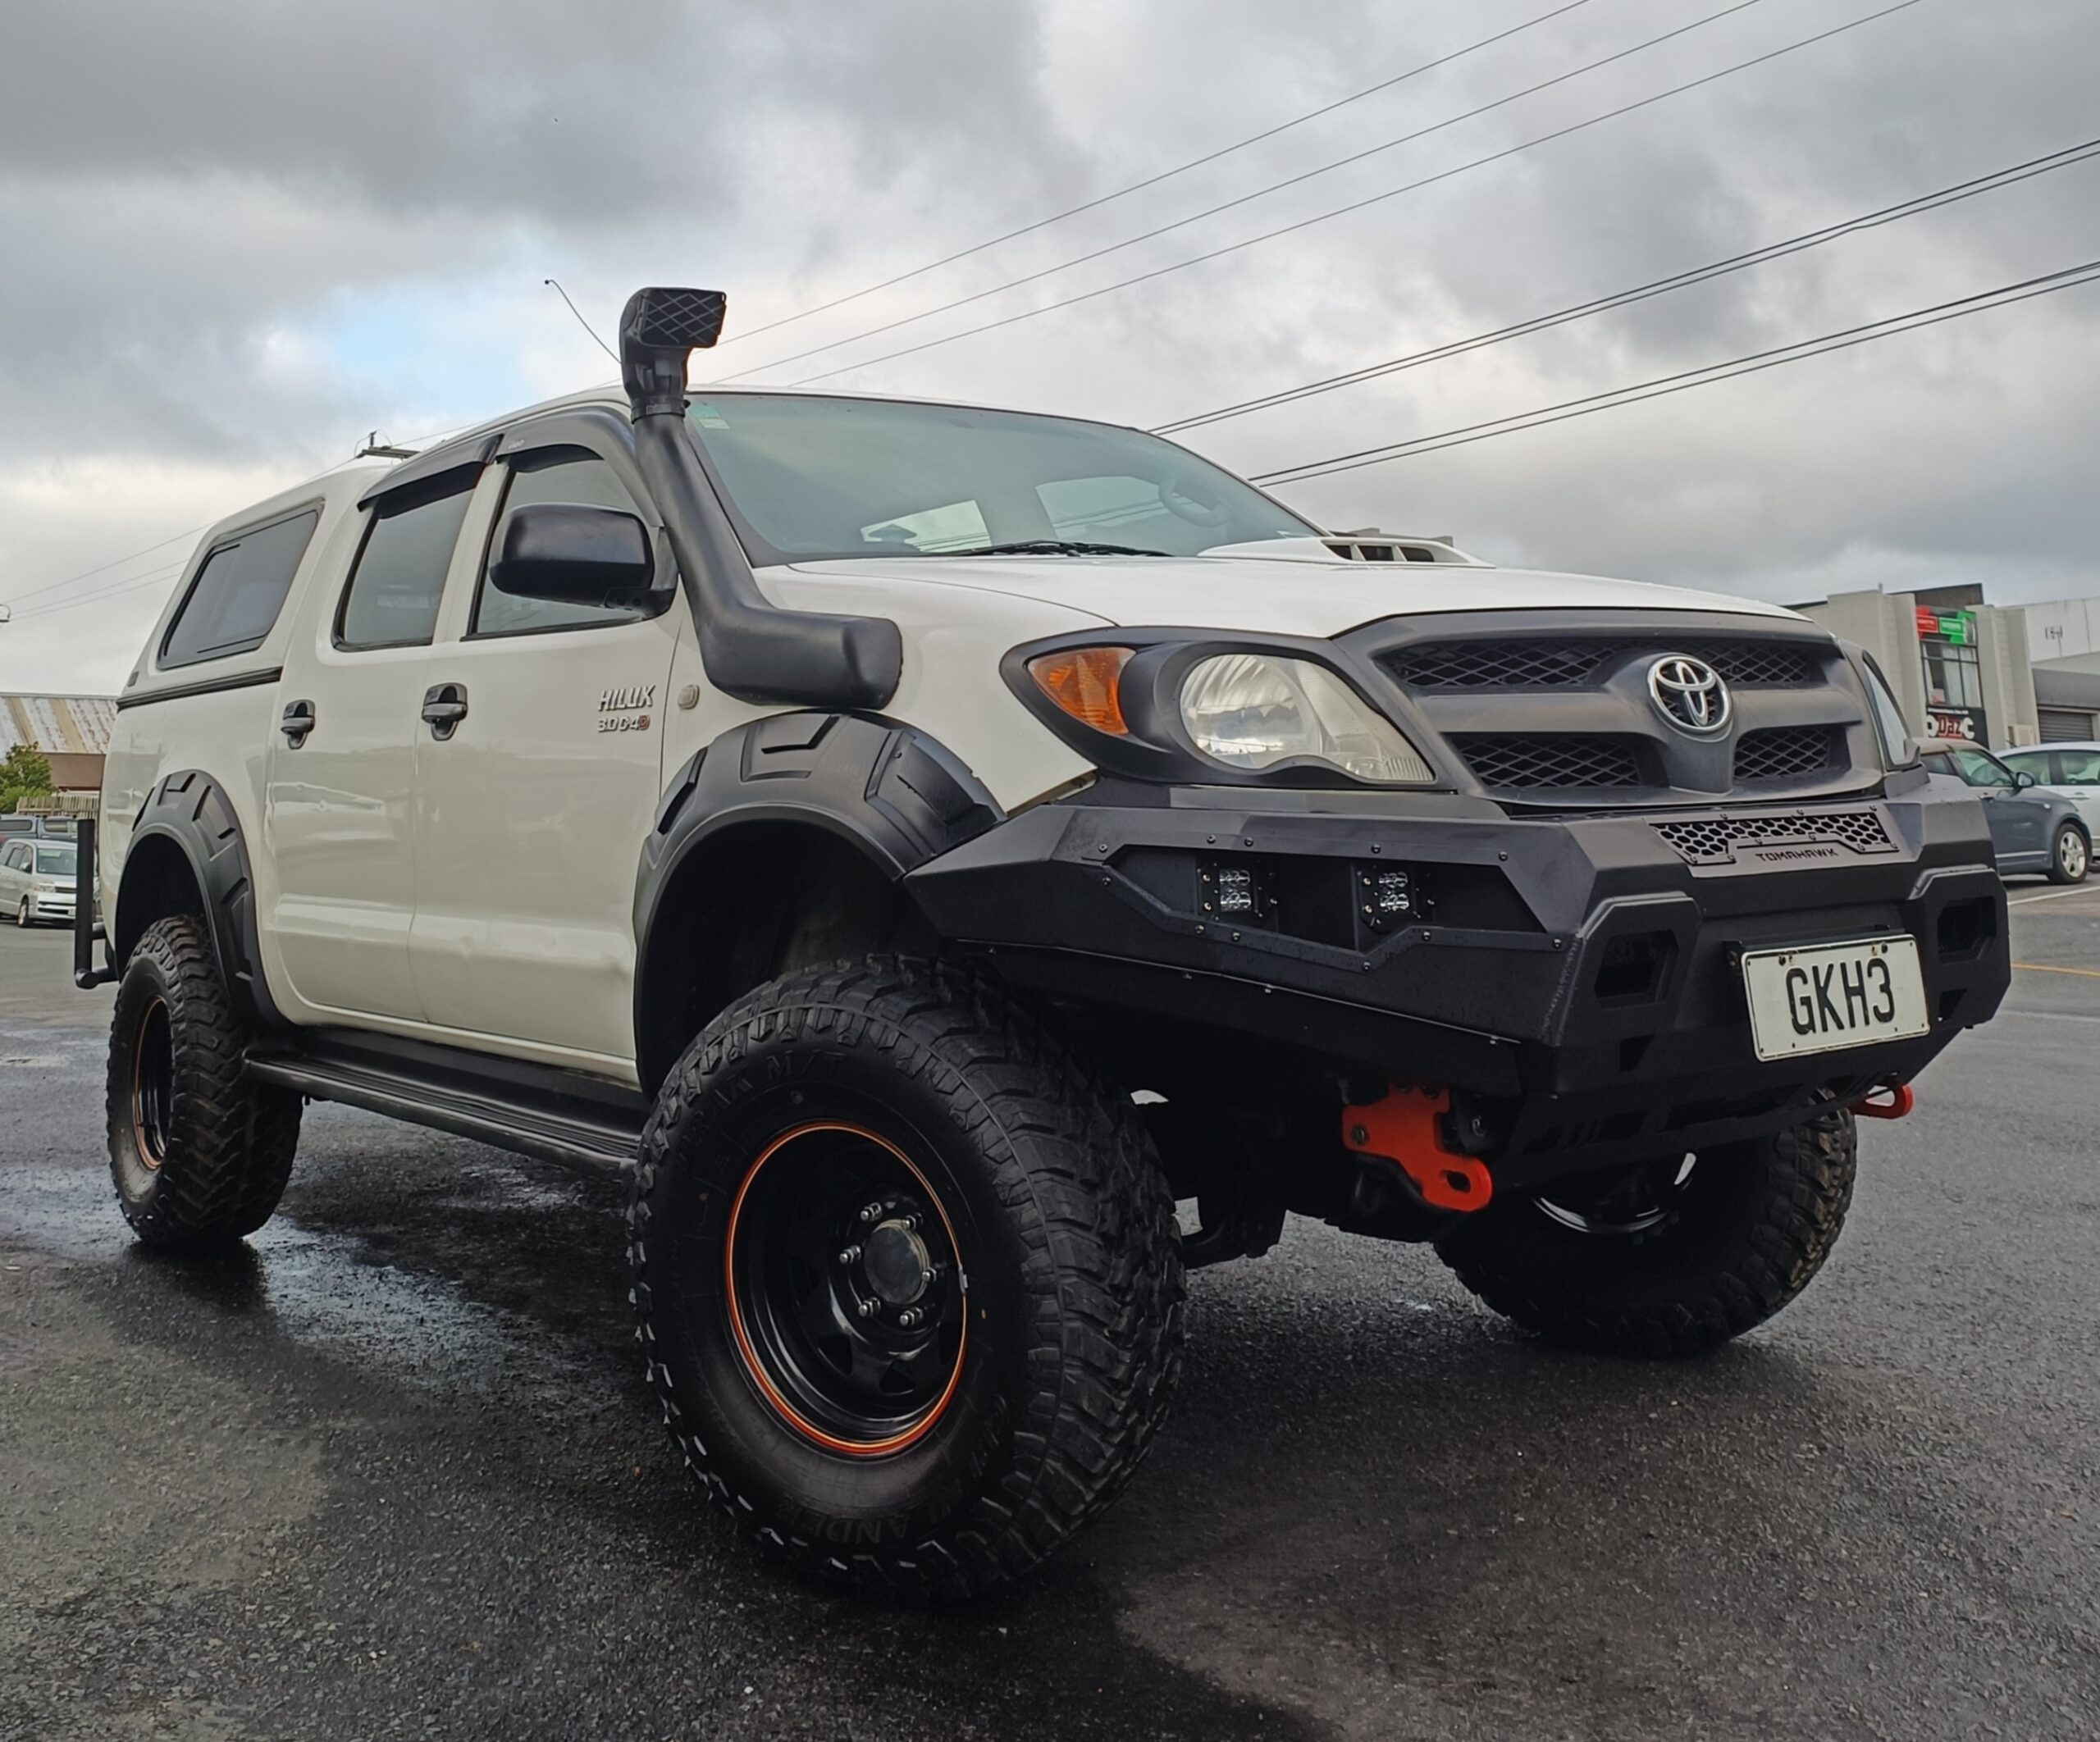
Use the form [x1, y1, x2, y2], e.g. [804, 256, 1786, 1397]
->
[1437, 1109, 1856, 1357]
[629, 957, 1184, 1598]
[107, 914, 301, 1247]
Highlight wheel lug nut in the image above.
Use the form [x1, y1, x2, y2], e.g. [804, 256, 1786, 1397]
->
[856, 1299, 877, 1319]
[837, 1245, 861, 1265]
[860, 1202, 883, 1224]
[897, 1308, 921, 1329]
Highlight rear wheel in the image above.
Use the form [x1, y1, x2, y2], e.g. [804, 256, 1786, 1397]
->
[1436, 1108, 1856, 1357]
[629, 957, 1184, 1598]
[107, 915, 301, 1247]
[2048, 823, 2089, 885]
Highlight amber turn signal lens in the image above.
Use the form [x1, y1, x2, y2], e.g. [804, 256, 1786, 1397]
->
[1027, 646, 1135, 736]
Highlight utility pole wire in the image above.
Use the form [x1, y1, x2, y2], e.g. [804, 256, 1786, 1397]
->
[0, 525, 210, 612]
[546, 277, 619, 364]
[0, 413, 491, 617]
[717, 0, 1599, 351]
[1252, 259, 2100, 485]
[719, 0, 1772, 383]
[1155, 136, 2100, 433]
[765, 0, 1926, 390]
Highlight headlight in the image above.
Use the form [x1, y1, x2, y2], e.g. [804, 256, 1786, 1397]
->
[1178, 653, 1431, 783]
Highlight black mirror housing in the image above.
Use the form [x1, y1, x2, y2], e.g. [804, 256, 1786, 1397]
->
[489, 502, 654, 604]
[2015, 768, 2038, 788]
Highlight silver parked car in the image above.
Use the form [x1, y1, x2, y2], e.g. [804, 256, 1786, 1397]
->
[2000, 742, 2100, 837]
[0, 836, 80, 926]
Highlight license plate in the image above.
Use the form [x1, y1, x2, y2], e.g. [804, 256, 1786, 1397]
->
[1741, 936, 1929, 1061]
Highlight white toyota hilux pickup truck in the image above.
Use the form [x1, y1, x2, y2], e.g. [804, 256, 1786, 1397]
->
[79, 286, 2008, 1597]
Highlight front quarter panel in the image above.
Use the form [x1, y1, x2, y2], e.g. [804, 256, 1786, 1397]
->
[754, 567, 1107, 811]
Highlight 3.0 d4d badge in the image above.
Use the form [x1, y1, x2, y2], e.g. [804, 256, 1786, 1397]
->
[599, 683, 656, 733]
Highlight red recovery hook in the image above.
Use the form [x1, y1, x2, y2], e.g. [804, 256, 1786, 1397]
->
[1342, 1083, 1494, 1212]
[1854, 1083, 1916, 1120]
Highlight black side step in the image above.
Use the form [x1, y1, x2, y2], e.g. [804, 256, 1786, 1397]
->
[244, 1029, 646, 1176]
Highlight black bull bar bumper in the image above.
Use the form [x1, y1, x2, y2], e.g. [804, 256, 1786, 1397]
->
[906, 787, 2010, 1182]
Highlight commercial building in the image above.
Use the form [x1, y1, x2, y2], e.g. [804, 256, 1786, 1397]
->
[1796, 586, 2038, 750]
[2021, 597, 2100, 741]
[1, 694, 117, 814]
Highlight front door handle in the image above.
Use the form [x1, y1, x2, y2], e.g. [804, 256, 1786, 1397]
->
[280, 700, 316, 745]
[420, 682, 469, 741]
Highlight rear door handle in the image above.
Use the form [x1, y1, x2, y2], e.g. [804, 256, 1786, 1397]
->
[420, 682, 468, 741]
[280, 700, 316, 745]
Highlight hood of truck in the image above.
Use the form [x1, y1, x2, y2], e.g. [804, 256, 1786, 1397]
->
[778, 553, 1801, 638]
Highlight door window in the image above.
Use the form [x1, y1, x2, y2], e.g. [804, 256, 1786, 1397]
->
[472, 449, 657, 638]
[337, 476, 477, 650]
[2052, 749, 2100, 784]
[1948, 747, 2013, 787]
[160, 508, 320, 668]
[1, 843, 25, 872]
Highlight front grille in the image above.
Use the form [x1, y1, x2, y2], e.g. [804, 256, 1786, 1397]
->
[1451, 734, 1643, 790]
[1653, 809, 1896, 866]
[1388, 638, 1818, 691]
[1734, 727, 1837, 782]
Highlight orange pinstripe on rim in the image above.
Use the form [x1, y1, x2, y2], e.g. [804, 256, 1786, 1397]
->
[722, 1120, 968, 1457]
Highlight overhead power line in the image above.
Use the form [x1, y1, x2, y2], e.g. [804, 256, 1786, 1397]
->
[718, 0, 1600, 350]
[8, 562, 191, 625]
[1155, 136, 2100, 433]
[1249, 258, 2100, 485]
[721, 0, 1773, 384]
[763, 0, 1926, 390]
[1, 412, 490, 621]
[0, 523, 210, 612]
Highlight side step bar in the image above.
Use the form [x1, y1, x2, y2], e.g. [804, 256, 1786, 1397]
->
[244, 1031, 646, 1176]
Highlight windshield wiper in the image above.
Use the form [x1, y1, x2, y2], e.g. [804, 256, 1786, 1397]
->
[935, 540, 1172, 558]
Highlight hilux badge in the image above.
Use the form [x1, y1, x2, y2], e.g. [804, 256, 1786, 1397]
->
[1646, 654, 1731, 736]
[598, 683, 657, 734]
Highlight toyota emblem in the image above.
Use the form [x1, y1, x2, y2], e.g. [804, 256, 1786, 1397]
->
[1647, 654, 1732, 736]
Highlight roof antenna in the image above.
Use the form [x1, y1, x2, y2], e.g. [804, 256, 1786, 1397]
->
[546, 277, 620, 365]
[355, 431, 418, 460]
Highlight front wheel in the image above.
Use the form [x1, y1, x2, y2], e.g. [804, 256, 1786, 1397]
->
[2048, 823, 2090, 885]
[1436, 1109, 1856, 1357]
[629, 958, 1185, 1598]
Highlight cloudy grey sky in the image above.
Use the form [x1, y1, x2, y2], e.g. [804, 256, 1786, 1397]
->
[2, 0, 2096, 693]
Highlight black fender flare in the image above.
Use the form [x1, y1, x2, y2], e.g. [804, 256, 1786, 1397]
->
[632, 713, 1002, 1085]
[116, 769, 284, 1030]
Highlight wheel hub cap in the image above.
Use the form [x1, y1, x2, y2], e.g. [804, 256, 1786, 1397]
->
[862, 1219, 931, 1306]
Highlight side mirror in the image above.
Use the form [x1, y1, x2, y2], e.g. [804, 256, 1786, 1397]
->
[2015, 769, 2038, 789]
[488, 503, 655, 604]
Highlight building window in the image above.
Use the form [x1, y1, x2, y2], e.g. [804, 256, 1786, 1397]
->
[1922, 639, 1984, 711]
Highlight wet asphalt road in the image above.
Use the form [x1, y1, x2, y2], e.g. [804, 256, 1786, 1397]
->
[3, 891, 2098, 1741]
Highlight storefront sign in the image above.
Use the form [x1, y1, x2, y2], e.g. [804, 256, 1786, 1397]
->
[1926, 705, 1986, 742]
[1915, 606, 1976, 645]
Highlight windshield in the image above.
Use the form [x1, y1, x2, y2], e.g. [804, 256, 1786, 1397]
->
[684, 393, 1314, 563]
[34, 844, 76, 878]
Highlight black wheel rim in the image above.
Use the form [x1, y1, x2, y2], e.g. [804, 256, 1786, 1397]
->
[724, 1122, 969, 1456]
[1535, 1152, 1698, 1236]
[132, 996, 173, 1171]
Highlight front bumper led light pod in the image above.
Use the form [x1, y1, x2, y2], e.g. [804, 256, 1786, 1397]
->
[1178, 653, 1432, 783]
